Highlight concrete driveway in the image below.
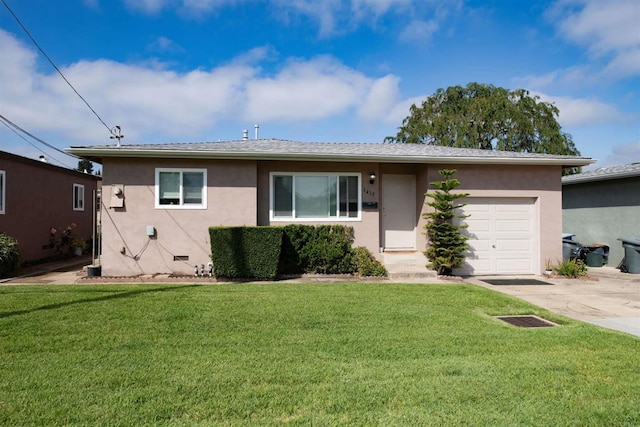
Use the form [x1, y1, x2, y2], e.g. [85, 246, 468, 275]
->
[466, 266, 640, 338]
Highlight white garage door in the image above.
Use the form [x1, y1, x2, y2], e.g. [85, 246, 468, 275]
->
[455, 198, 537, 275]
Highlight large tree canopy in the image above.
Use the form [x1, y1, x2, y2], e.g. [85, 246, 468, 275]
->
[385, 82, 581, 157]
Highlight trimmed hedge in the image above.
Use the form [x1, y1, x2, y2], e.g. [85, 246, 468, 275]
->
[209, 227, 283, 280]
[210, 225, 387, 280]
[0, 233, 20, 278]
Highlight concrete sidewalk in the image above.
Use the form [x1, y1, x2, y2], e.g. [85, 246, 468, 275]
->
[466, 267, 640, 338]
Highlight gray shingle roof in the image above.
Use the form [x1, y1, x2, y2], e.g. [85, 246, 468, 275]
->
[68, 138, 592, 166]
[562, 162, 640, 184]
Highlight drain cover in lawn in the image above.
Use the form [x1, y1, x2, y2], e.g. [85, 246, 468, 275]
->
[482, 279, 552, 286]
[496, 315, 557, 328]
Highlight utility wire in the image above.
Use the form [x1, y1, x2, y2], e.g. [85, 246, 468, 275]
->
[0, 114, 81, 162]
[1, 0, 116, 137]
[0, 119, 67, 166]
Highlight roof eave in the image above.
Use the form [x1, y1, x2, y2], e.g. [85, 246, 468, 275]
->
[562, 170, 640, 185]
[66, 147, 593, 167]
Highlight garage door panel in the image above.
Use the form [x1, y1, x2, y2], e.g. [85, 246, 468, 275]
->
[456, 198, 537, 275]
[496, 239, 531, 251]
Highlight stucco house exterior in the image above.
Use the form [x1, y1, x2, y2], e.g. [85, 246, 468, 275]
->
[68, 139, 591, 277]
[562, 163, 640, 268]
[0, 150, 100, 264]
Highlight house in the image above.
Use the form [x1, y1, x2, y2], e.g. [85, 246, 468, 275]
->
[0, 150, 101, 264]
[562, 163, 640, 268]
[67, 139, 591, 277]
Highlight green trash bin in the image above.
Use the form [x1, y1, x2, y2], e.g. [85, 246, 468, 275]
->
[584, 244, 609, 267]
[618, 237, 640, 274]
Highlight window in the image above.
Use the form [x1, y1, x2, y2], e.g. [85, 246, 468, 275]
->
[155, 168, 207, 209]
[0, 170, 5, 214]
[271, 173, 360, 220]
[73, 184, 84, 211]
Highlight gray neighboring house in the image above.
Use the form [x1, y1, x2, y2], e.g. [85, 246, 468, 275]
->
[562, 163, 640, 268]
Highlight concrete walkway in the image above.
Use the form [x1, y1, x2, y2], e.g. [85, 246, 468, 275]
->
[2, 260, 639, 338]
[466, 267, 640, 338]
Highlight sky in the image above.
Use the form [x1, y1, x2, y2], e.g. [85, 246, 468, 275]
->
[1, 0, 639, 171]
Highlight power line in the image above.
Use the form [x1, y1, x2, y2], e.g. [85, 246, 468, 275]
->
[0, 114, 81, 163]
[1, 0, 116, 137]
[0, 119, 67, 166]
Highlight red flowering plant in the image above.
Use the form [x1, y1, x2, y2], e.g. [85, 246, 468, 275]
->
[49, 223, 77, 256]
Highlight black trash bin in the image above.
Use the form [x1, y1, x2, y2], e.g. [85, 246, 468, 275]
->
[562, 238, 582, 261]
[583, 244, 609, 267]
[618, 237, 640, 274]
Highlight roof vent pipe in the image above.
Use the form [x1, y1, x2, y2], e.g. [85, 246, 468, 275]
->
[254, 124, 259, 140]
[242, 129, 248, 141]
[39, 155, 47, 163]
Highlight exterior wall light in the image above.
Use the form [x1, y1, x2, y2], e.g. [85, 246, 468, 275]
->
[369, 172, 376, 185]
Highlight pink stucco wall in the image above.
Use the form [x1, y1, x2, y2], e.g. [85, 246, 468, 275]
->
[99, 158, 562, 276]
[100, 158, 257, 276]
[0, 152, 99, 264]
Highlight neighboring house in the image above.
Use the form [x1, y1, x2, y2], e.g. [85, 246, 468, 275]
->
[68, 139, 591, 277]
[0, 150, 100, 264]
[562, 163, 640, 268]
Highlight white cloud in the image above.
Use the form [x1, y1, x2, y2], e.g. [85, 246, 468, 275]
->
[399, 19, 439, 43]
[534, 91, 621, 127]
[549, 0, 640, 78]
[147, 36, 185, 54]
[0, 30, 402, 144]
[595, 139, 640, 168]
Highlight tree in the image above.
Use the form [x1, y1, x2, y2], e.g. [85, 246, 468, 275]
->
[76, 159, 93, 174]
[424, 169, 469, 276]
[385, 83, 581, 173]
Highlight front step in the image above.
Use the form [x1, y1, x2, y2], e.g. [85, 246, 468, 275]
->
[382, 251, 438, 281]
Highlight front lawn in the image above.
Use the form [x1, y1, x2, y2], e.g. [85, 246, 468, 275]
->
[0, 283, 638, 425]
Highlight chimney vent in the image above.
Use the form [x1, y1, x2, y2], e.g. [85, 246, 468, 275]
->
[242, 129, 248, 141]
[254, 124, 259, 140]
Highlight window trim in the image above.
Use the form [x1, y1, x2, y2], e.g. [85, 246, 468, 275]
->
[269, 172, 361, 222]
[0, 170, 5, 215]
[73, 183, 85, 211]
[155, 168, 207, 209]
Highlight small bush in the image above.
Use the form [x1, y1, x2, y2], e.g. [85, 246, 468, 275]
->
[352, 247, 387, 277]
[0, 233, 20, 278]
[210, 227, 283, 280]
[301, 225, 354, 274]
[553, 258, 588, 278]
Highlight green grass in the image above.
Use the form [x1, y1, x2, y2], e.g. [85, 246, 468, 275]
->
[0, 283, 638, 426]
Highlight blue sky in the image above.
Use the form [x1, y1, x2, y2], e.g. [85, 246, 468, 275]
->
[1, 0, 638, 170]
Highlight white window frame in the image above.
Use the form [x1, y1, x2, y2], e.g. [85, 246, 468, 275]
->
[0, 170, 5, 215]
[269, 172, 361, 222]
[73, 184, 85, 211]
[155, 168, 207, 209]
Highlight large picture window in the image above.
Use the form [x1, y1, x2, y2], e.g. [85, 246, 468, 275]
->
[73, 184, 85, 211]
[155, 168, 207, 209]
[271, 173, 360, 220]
[0, 170, 5, 214]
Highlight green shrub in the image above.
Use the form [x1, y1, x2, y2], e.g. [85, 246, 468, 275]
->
[209, 227, 283, 280]
[352, 247, 387, 277]
[553, 258, 588, 278]
[298, 225, 355, 274]
[279, 224, 316, 274]
[0, 233, 20, 278]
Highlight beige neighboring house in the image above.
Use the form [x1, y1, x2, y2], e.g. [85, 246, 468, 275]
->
[68, 139, 592, 277]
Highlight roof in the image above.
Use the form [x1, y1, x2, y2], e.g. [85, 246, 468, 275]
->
[0, 150, 101, 181]
[562, 163, 640, 185]
[67, 138, 593, 167]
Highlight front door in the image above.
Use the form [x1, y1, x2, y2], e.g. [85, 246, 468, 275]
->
[382, 174, 416, 250]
